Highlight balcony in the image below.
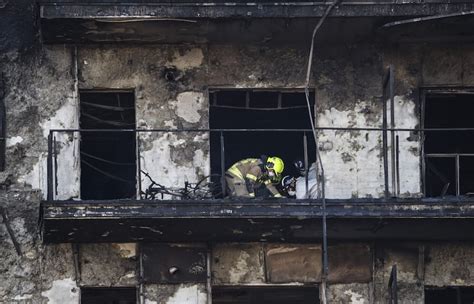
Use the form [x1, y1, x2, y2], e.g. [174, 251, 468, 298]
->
[40, 126, 474, 243]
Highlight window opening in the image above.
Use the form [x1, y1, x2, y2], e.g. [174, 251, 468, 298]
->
[81, 287, 137, 304]
[212, 286, 320, 304]
[425, 286, 474, 304]
[424, 93, 474, 197]
[80, 91, 136, 200]
[209, 89, 316, 199]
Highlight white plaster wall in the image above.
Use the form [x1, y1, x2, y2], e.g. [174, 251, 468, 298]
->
[318, 101, 386, 199]
[19, 92, 80, 200]
[317, 96, 420, 199]
[140, 131, 210, 193]
[387, 95, 421, 196]
[166, 285, 207, 304]
[41, 278, 79, 304]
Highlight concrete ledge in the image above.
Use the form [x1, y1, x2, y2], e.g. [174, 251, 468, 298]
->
[40, 3, 474, 19]
[40, 198, 474, 243]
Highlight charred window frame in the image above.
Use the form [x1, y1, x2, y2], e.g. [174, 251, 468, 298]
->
[212, 286, 320, 304]
[79, 89, 137, 200]
[80, 287, 137, 304]
[425, 286, 474, 304]
[421, 88, 474, 198]
[207, 88, 317, 198]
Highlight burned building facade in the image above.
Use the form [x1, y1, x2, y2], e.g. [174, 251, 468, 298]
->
[1, 0, 474, 303]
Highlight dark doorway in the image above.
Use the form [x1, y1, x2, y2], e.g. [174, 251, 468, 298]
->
[424, 93, 474, 197]
[213, 286, 320, 304]
[81, 287, 136, 304]
[425, 287, 474, 304]
[80, 91, 136, 200]
[209, 90, 316, 191]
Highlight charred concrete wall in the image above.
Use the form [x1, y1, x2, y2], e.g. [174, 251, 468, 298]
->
[7, 42, 474, 200]
[2, 236, 473, 303]
[2, 2, 474, 304]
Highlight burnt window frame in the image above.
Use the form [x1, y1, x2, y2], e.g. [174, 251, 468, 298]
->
[207, 87, 317, 198]
[420, 87, 474, 198]
[424, 286, 474, 304]
[211, 285, 321, 304]
[78, 88, 138, 200]
[80, 286, 138, 304]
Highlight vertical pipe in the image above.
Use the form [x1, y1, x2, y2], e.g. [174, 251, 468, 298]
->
[53, 134, 58, 197]
[456, 154, 460, 196]
[72, 243, 81, 284]
[382, 83, 390, 198]
[420, 91, 426, 197]
[392, 265, 398, 304]
[220, 132, 226, 197]
[137, 131, 142, 199]
[396, 135, 400, 196]
[138, 243, 144, 304]
[206, 245, 213, 304]
[0, 75, 6, 172]
[47, 131, 53, 201]
[303, 132, 309, 197]
[390, 66, 396, 197]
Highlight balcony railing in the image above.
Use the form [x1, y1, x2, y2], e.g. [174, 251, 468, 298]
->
[45, 127, 474, 202]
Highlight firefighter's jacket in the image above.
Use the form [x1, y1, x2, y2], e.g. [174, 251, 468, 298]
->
[226, 158, 282, 197]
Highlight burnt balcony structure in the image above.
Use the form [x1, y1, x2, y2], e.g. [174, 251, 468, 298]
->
[38, 0, 474, 44]
[40, 126, 474, 243]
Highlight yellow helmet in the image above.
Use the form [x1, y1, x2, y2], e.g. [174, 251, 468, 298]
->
[266, 157, 284, 175]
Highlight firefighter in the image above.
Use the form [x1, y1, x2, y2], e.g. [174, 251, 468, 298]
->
[225, 156, 284, 198]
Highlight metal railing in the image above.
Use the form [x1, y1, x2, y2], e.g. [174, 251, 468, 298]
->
[46, 127, 474, 201]
[47, 128, 319, 201]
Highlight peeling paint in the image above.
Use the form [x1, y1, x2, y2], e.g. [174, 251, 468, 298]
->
[168, 48, 204, 71]
[6, 136, 23, 147]
[41, 278, 79, 304]
[343, 290, 367, 304]
[167, 285, 207, 304]
[169, 92, 205, 124]
[111, 243, 136, 259]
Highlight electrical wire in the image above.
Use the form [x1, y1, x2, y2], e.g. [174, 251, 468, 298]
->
[81, 112, 136, 127]
[81, 159, 136, 185]
[303, 1, 342, 303]
[81, 101, 134, 111]
[81, 151, 136, 166]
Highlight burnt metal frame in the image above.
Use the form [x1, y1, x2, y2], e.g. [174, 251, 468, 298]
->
[388, 264, 398, 304]
[46, 126, 474, 202]
[420, 87, 474, 198]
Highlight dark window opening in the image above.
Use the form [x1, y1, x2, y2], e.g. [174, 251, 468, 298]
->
[209, 90, 316, 197]
[425, 287, 474, 304]
[213, 286, 320, 304]
[80, 91, 136, 200]
[424, 93, 474, 197]
[81, 287, 137, 304]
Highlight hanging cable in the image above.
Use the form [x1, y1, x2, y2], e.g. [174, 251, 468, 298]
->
[81, 112, 136, 127]
[81, 101, 134, 111]
[81, 151, 136, 166]
[81, 159, 136, 184]
[303, 1, 341, 303]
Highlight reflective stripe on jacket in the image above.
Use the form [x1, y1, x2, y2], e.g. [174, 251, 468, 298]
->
[226, 158, 281, 197]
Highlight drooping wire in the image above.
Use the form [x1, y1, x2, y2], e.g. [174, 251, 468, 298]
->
[81, 151, 136, 166]
[303, 1, 342, 303]
[81, 159, 135, 184]
[81, 112, 136, 127]
[81, 101, 134, 111]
